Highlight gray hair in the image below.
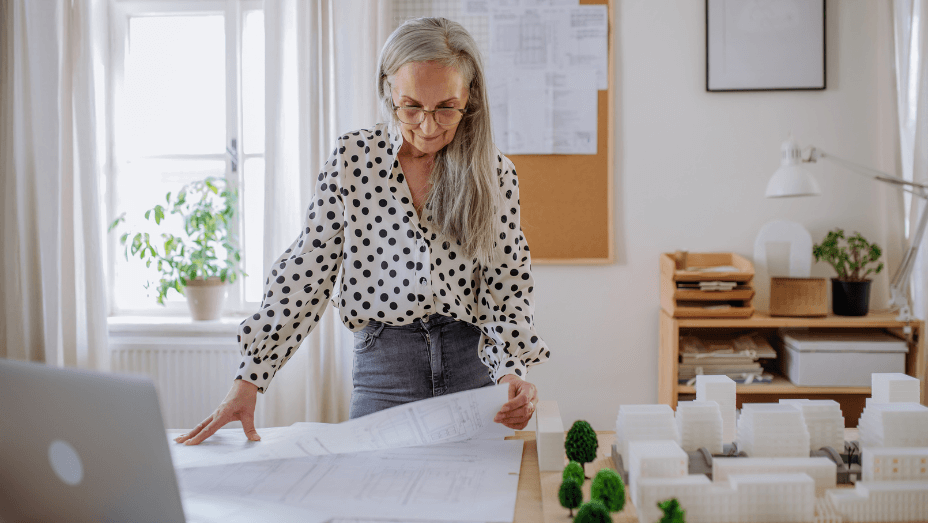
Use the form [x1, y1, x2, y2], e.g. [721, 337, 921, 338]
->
[377, 17, 499, 265]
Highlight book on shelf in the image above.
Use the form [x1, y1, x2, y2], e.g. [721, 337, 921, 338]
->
[678, 332, 776, 385]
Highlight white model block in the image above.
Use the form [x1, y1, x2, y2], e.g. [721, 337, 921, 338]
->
[872, 372, 920, 403]
[712, 457, 837, 497]
[861, 447, 928, 482]
[615, 404, 679, 465]
[737, 404, 810, 457]
[696, 375, 736, 443]
[858, 403, 928, 448]
[636, 475, 712, 523]
[728, 473, 815, 523]
[827, 481, 928, 522]
[780, 399, 845, 451]
[534, 400, 565, 472]
[675, 400, 724, 454]
[627, 440, 687, 506]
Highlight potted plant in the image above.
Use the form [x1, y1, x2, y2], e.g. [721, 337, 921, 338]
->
[109, 177, 244, 320]
[812, 228, 884, 316]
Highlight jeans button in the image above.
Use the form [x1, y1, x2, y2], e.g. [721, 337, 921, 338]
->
[422, 315, 429, 324]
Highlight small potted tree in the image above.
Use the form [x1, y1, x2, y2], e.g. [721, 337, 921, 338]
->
[110, 177, 244, 320]
[812, 228, 884, 316]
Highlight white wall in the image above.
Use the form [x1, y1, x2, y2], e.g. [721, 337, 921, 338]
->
[529, 0, 905, 430]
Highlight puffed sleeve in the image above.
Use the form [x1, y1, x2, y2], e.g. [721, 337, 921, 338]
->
[476, 156, 551, 383]
[234, 142, 346, 393]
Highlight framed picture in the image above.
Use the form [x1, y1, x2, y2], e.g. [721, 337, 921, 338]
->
[706, 0, 826, 92]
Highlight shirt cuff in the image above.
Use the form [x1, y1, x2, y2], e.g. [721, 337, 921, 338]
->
[493, 359, 528, 384]
[234, 355, 276, 393]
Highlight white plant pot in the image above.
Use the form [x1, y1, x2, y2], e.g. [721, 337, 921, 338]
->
[184, 277, 227, 321]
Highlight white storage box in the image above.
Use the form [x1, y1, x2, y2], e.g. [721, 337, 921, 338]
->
[780, 330, 908, 387]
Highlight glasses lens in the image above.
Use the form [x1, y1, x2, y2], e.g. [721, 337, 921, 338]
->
[396, 108, 423, 124]
[435, 109, 463, 126]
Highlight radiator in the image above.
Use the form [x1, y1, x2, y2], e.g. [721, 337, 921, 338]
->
[110, 335, 242, 431]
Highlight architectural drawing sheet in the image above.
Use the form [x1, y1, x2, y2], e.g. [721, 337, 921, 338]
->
[486, 3, 607, 154]
[169, 384, 511, 469]
[177, 439, 524, 523]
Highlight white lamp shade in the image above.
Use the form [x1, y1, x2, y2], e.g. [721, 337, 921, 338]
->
[766, 135, 822, 198]
[766, 164, 821, 198]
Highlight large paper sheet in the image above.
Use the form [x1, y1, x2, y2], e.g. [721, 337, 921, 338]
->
[169, 384, 512, 469]
[178, 439, 524, 523]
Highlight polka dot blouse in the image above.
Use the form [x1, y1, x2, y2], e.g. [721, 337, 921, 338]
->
[236, 122, 551, 392]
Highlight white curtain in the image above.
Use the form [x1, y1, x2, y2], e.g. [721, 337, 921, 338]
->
[256, 0, 394, 426]
[893, 0, 928, 321]
[0, 0, 109, 370]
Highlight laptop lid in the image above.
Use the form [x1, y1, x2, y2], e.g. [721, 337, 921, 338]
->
[0, 359, 186, 523]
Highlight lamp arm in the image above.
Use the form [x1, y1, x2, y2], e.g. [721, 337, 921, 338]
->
[807, 148, 928, 192]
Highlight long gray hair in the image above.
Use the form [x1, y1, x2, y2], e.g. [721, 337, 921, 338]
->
[377, 17, 499, 265]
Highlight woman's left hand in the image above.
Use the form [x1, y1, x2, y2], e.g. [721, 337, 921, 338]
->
[494, 375, 539, 430]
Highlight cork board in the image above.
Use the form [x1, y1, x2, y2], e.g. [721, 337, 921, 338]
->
[511, 0, 614, 264]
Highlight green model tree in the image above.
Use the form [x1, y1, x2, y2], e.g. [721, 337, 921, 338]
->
[575, 500, 612, 523]
[565, 420, 598, 476]
[591, 468, 625, 512]
[563, 460, 585, 485]
[558, 476, 583, 516]
[658, 498, 686, 523]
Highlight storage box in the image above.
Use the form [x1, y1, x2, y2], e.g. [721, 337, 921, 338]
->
[780, 330, 908, 387]
[769, 277, 827, 317]
[660, 252, 755, 318]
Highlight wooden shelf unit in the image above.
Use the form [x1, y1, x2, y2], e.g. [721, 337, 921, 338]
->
[659, 310, 927, 426]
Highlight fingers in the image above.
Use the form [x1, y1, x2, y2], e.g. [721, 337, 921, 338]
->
[184, 413, 227, 446]
[174, 415, 213, 444]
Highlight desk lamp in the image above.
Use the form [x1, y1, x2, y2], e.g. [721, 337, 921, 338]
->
[765, 135, 928, 322]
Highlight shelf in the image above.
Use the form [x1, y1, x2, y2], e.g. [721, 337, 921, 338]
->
[677, 375, 871, 395]
[674, 310, 915, 329]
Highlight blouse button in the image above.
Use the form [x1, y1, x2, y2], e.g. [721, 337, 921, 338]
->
[419, 277, 428, 285]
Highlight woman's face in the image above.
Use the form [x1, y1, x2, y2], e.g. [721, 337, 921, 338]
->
[390, 61, 469, 157]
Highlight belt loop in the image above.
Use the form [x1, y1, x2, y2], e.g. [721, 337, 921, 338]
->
[372, 322, 386, 337]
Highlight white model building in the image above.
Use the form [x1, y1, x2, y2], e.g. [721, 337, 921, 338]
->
[736, 404, 810, 457]
[826, 481, 928, 522]
[675, 400, 724, 454]
[871, 372, 920, 403]
[615, 404, 679, 466]
[533, 400, 565, 472]
[712, 457, 836, 497]
[695, 375, 736, 443]
[861, 447, 928, 482]
[857, 402, 928, 448]
[627, 439, 687, 507]
[779, 399, 845, 452]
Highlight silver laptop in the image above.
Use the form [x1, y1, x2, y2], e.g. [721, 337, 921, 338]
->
[0, 358, 186, 523]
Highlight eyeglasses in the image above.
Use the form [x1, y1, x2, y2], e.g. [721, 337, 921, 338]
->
[393, 105, 466, 126]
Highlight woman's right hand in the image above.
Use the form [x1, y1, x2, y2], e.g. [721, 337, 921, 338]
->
[174, 379, 261, 445]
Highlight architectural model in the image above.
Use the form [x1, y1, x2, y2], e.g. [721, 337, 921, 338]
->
[534, 400, 565, 472]
[615, 372, 928, 522]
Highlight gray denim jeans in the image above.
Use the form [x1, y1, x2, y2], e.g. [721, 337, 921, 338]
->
[349, 314, 495, 418]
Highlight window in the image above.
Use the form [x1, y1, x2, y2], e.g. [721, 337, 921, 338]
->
[108, 0, 265, 315]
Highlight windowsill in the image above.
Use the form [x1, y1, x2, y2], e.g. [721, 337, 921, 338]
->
[108, 315, 242, 337]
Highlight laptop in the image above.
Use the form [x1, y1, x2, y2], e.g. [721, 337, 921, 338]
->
[0, 358, 186, 523]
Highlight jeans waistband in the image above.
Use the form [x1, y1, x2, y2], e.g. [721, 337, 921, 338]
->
[369, 313, 457, 331]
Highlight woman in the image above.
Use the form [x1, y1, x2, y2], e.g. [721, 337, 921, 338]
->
[177, 17, 550, 446]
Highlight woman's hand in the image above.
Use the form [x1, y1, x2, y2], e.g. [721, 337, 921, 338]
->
[174, 379, 261, 445]
[494, 375, 539, 430]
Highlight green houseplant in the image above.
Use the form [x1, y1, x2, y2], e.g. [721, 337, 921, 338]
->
[109, 176, 244, 320]
[812, 228, 884, 316]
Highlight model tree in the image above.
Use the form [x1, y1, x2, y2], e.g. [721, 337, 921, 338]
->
[575, 500, 612, 523]
[563, 460, 585, 485]
[658, 498, 686, 523]
[558, 476, 583, 517]
[591, 468, 625, 512]
[565, 420, 598, 476]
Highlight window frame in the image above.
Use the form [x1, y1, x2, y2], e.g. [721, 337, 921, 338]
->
[107, 0, 263, 317]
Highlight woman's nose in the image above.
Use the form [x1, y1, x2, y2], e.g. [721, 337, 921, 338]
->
[419, 113, 439, 134]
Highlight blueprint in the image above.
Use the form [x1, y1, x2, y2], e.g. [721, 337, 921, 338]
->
[169, 384, 512, 469]
[177, 439, 524, 523]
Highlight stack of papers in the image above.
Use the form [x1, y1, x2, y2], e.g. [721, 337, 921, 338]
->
[170, 385, 523, 523]
[679, 333, 776, 384]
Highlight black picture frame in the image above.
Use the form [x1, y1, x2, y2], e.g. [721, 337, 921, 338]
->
[706, 0, 826, 92]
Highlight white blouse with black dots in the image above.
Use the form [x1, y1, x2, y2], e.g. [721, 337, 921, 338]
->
[236, 122, 551, 392]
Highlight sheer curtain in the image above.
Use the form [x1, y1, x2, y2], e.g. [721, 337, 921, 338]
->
[0, 0, 109, 369]
[893, 0, 928, 321]
[256, 0, 393, 426]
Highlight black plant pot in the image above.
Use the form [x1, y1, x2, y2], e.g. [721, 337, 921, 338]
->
[831, 279, 872, 316]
